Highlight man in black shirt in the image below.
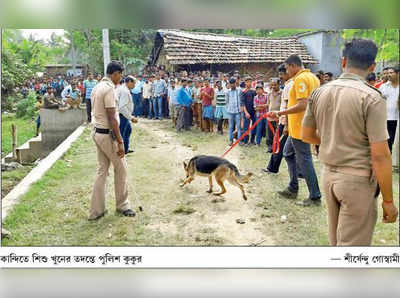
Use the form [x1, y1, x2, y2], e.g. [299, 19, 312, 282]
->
[240, 77, 257, 146]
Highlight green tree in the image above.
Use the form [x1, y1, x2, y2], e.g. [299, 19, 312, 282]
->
[1, 30, 34, 96]
[342, 29, 399, 64]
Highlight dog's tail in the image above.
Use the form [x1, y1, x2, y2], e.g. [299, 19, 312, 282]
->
[237, 172, 253, 183]
[230, 164, 253, 183]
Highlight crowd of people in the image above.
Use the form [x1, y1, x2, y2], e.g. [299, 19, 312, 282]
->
[22, 72, 101, 135]
[20, 39, 399, 246]
[106, 44, 398, 246]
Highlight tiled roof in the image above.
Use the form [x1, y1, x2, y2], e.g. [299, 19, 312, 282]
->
[155, 29, 318, 65]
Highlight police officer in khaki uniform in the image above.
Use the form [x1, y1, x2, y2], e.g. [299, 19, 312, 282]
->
[302, 39, 398, 246]
[88, 61, 136, 220]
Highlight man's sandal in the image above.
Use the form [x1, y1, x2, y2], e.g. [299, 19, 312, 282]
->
[118, 209, 136, 217]
[88, 210, 108, 221]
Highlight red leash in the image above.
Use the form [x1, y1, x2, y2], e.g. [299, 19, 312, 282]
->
[221, 114, 280, 158]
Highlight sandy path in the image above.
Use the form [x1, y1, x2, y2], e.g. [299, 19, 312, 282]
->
[136, 119, 274, 246]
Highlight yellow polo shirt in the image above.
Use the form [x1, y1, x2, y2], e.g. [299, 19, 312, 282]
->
[288, 69, 320, 139]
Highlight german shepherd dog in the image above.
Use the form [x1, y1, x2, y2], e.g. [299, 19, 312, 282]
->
[180, 155, 253, 200]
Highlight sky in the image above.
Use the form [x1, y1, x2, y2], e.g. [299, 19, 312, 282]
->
[20, 29, 65, 41]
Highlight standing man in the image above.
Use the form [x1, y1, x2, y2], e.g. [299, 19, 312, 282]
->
[375, 67, 389, 89]
[214, 80, 229, 135]
[268, 54, 322, 206]
[302, 38, 398, 245]
[186, 79, 194, 126]
[266, 78, 282, 152]
[131, 74, 144, 117]
[89, 61, 136, 220]
[253, 85, 268, 146]
[153, 73, 167, 120]
[226, 77, 242, 146]
[192, 79, 203, 129]
[148, 75, 156, 119]
[200, 79, 215, 133]
[167, 79, 179, 127]
[176, 79, 193, 132]
[117, 76, 137, 155]
[142, 76, 152, 119]
[83, 72, 98, 123]
[263, 64, 293, 174]
[379, 66, 399, 153]
[240, 77, 257, 146]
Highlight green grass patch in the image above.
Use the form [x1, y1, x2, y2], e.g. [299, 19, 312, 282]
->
[173, 205, 196, 215]
[1, 113, 37, 157]
[1, 165, 34, 198]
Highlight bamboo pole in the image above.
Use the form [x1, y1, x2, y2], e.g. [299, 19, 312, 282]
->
[11, 124, 17, 161]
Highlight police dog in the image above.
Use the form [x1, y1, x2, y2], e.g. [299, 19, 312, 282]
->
[180, 155, 253, 200]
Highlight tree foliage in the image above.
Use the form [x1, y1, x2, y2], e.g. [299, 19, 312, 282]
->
[1, 29, 69, 95]
[1, 30, 34, 96]
[342, 29, 399, 63]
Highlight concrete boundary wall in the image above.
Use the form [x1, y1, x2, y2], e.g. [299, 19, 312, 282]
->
[40, 108, 86, 154]
[1, 126, 85, 221]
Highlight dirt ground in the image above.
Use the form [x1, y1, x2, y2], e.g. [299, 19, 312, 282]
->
[137, 119, 273, 246]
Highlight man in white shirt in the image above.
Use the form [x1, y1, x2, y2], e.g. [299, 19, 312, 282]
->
[117, 76, 138, 154]
[167, 79, 179, 127]
[142, 76, 153, 119]
[379, 66, 399, 153]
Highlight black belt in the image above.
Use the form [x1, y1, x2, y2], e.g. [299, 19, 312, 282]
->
[95, 128, 110, 134]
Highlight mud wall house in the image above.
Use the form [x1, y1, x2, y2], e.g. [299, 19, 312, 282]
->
[297, 30, 343, 77]
[148, 30, 319, 76]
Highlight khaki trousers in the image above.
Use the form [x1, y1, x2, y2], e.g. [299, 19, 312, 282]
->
[89, 132, 130, 219]
[322, 166, 378, 246]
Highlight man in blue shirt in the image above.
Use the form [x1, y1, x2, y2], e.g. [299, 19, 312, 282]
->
[152, 74, 167, 120]
[226, 77, 242, 145]
[176, 79, 193, 131]
[83, 72, 98, 123]
[131, 74, 144, 117]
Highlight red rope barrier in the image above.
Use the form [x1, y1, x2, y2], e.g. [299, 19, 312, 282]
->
[221, 114, 280, 158]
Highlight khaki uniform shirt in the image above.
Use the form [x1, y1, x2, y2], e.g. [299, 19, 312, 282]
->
[91, 77, 119, 129]
[302, 72, 389, 171]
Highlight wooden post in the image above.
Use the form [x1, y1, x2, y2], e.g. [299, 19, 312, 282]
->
[11, 124, 17, 161]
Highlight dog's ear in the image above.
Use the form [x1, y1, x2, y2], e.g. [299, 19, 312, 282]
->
[183, 161, 187, 169]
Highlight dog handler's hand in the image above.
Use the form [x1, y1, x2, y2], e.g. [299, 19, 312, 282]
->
[382, 201, 398, 223]
[266, 111, 279, 120]
[117, 142, 125, 158]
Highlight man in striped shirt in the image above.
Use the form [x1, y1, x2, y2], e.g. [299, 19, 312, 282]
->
[214, 80, 229, 135]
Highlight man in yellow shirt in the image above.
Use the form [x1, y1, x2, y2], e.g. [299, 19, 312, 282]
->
[268, 54, 321, 206]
